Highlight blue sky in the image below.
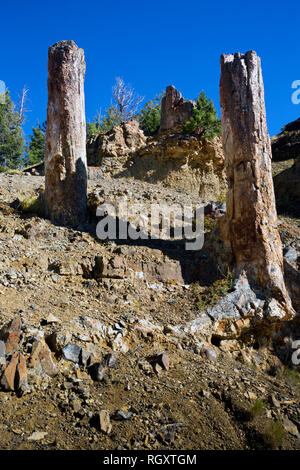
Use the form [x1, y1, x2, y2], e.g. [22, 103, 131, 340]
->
[2, 0, 300, 140]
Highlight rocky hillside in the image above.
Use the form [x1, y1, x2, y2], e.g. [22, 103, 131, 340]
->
[0, 173, 299, 450]
[86, 86, 227, 199]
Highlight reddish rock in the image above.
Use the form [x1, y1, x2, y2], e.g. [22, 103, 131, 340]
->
[0, 316, 22, 355]
[16, 353, 29, 392]
[219, 51, 294, 320]
[44, 40, 87, 226]
[29, 339, 58, 377]
[0, 351, 18, 391]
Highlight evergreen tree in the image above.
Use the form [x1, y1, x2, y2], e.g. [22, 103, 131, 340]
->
[0, 91, 25, 170]
[182, 91, 221, 140]
[26, 121, 46, 165]
[87, 105, 122, 137]
[137, 93, 163, 135]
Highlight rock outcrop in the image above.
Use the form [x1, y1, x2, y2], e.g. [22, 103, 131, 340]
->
[273, 157, 300, 216]
[86, 123, 226, 199]
[87, 120, 146, 175]
[219, 50, 294, 321]
[272, 118, 300, 162]
[159, 85, 195, 133]
[126, 132, 226, 199]
[44, 40, 88, 226]
[271, 117, 300, 216]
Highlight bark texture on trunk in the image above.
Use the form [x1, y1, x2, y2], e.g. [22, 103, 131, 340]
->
[219, 50, 293, 318]
[45, 40, 87, 226]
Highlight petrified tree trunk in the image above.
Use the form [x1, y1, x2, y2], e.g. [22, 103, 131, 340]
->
[44, 40, 87, 226]
[219, 50, 293, 319]
[159, 86, 194, 132]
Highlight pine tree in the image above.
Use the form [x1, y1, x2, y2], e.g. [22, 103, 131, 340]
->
[87, 105, 122, 137]
[0, 91, 25, 170]
[182, 91, 221, 140]
[137, 93, 163, 135]
[26, 121, 46, 165]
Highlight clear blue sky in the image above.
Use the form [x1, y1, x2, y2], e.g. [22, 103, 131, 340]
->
[2, 0, 300, 140]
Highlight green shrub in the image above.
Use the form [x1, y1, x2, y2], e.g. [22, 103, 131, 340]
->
[280, 367, 300, 387]
[183, 91, 221, 140]
[18, 194, 44, 216]
[250, 398, 266, 419]
[263, 421, 286, 449]
[193, 268, 234, 311]
[137, 93, 164, 135]
[26, 121, 46, 165]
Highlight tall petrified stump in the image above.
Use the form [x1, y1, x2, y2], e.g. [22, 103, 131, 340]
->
[219, 50, 293, 319]
[44, 40, 87, 226]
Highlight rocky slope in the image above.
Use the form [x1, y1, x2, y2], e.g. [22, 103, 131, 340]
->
[0, 173, 299, 450]
[272, 118, 300, 216]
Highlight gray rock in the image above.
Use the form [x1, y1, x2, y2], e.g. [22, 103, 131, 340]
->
[0, 340, 6, 365]
[80, 348, 92, 367]
[63, 344, 82, 363]
[203, 349, 217, 362]
[114, 410, 133, 420]
[283, 247, 298, 263]
[46, 329, 72, 354]
[206, 276, 257, 322]
[103, 353, 118, 368]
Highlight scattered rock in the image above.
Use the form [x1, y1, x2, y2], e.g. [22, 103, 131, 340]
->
[203, 348, 217, 362]
[0, 351, 18, 391]
[16, 353, 30, 393]
[103, 353, 118, 368]
[62, 344, 82, 364]
[147, 352, 169, 371]
[282, 417, 299, 437]
[88, 362, 106, 382]
[45, 314, 60, 324]
[46, 329, 72, 354]
[98, 410, 112, 434]
[27, 431, 48, 441]
[29, 339, 58, 377]
[112, 409, 133, 421]
[283, 247, 298, 263]
[0, 340, 6, 366]
[0, 316, 22, 355]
